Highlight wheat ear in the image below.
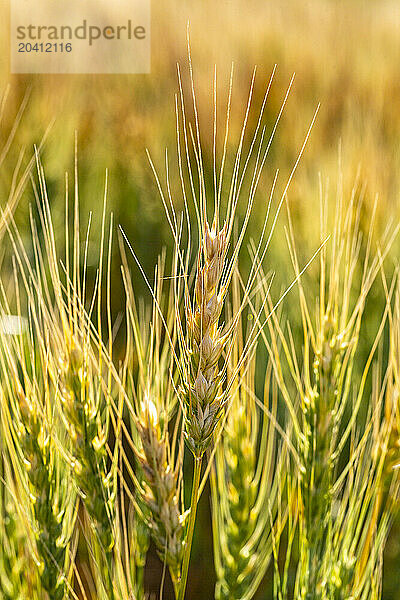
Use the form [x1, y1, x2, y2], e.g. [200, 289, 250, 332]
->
[263, 188, 396, 598]
[30, 151, 118, 599]
[120, 250, 185, 594]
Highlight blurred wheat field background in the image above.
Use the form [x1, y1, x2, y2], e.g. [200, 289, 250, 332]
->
[1, 1, 400, 599]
